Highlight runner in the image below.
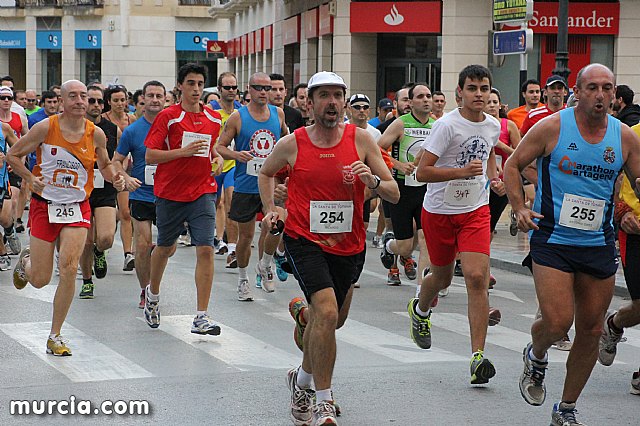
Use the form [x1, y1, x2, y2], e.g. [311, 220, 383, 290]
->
[507, 79, 542, 129]
[259, 71, 399, 426]
[408, 65, 504, 386]
[7, 79, 125, 356]
[143, 63, 224, 334]
[0, 122, 19, 270]
[504, 64, 640, 425]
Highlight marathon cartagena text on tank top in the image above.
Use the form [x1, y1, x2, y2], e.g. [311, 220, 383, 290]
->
[285, 124, 366, 256]
[531, 108, 623, 246]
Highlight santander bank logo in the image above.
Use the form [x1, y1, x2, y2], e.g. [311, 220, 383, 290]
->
[384, 4, 404, 26]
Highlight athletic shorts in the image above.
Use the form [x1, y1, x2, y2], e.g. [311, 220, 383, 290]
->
[284, 233, 362, 311]
[1, 186, 10, 200]
[388, 181, 427, 240]
[526, 242, 618, 280]
[129, 199, 156, 223]
[489, 191, 509, 232]
[382, 199, 391, 219]
[421, 205, 491, 267]
[215, 168, 235, 198]
[8, 171, 21, 188]
[618, 231, 640, 299]
[352, 246, 366, 284]
[89, 190, 117, 210]
[156, 193, 216, 247]
[363, 198, 371, 224]
[28, 196, 91, 243]
[229, 192, 262, 223]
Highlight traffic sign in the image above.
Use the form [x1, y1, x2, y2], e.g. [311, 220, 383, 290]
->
[493, 0, 534, 24]
[493, 29, 533, 55]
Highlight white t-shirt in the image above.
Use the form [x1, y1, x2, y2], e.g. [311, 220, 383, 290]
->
[365, 123, 381, 142]
[421, 108, 500, 214]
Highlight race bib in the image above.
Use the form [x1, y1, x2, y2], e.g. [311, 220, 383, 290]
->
[181, 132, 211, 158]
[559, 193, 605, 231]
[246, 157, 265, 177]
[144, 165, 157, 186]
[404, 170, 425, 187]
[93, 170, 104, 189]
[48, 203, 81, 224]
[309, 201, 353, 233]
[443, 178, 483, 206]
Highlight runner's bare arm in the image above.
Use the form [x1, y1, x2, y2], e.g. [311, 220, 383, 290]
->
[112, 151, 140, 191]
[215, 112, 252, 162]
[19, 115, 28, 137]
[377, 117, 403, 150]
[355, 128, 399, 204]
[619, 124, 640, 197]
[259, 134, 297, 216]
[94, 127, 124, 190]
[6, 119, 50, 187]
[278, 108, 289, 137]
[416, 150, 483, 183]
[2, 122, 18, 147]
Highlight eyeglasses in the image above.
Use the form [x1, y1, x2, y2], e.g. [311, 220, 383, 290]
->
[221, 85, 238, 91]
[27, 99, 37, 102]
[88, 98, 105, 105]
[0, 96, 13, 101]
[250, 85, 272, 92]
[351, 105, 370, 111]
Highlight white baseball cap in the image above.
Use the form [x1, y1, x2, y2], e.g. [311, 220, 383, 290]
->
[307, 71, 347, 90]
[0, 86, 13, 97]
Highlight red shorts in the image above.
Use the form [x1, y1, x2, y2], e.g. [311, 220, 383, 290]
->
[28, 197, 92, 243]
[421, 205, 491, 267]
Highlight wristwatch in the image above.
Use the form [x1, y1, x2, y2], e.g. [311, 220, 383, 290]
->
[368, 175, 381, 190]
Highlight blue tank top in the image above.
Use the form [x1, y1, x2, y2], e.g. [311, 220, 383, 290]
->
[234, 105, 281, 194]
[531, 108, 623, 246]
[0, 131, 7, 189]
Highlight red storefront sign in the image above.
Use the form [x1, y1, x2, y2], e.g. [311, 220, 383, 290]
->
[206, 40, 227, 58]
[255, 28, 263, 52]
[227, 39, 235, 59]
[350, 1, 442, 33]
[319, 3, 333, 36]
[282, 16, 300, 45]
[304, 8, 318, 39]
[264, 25, 272, 50]
[506, 2, 619, 35]
[235, 38, 240, 57]
[241, 34, 247, 56]
[248, 31, 255, 54]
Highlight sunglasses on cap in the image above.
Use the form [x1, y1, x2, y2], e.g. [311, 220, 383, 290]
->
[88, 98, 105, 105]
[221, 85, 238, 91]
[0, 96, 13, 101]
[351, 105, 370, 111]
[250, 84, 272, 92]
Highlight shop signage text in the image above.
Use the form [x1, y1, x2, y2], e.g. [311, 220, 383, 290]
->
[350, 2, 442, 34]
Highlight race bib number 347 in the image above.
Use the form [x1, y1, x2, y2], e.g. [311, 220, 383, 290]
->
[309, 201, 353, 233]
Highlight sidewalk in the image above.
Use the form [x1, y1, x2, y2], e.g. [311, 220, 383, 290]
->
[367, 209, 630, 297]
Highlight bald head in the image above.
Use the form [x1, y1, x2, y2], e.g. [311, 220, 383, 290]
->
[61, 80, 87, 97]
[575, 64, 615, 89]
[249, 72, 270, 86]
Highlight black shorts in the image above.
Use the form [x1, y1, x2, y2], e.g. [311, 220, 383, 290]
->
[352, 246, 366, 284]
[8, 172, 21, 188]
[89, 189, 117, 210]
[284, 233, 362, 311]
[489, 191, 509, 232]
[229, 192, 262, 223]
[619, 231, 640, 300]
[129, 199, 156, 223]
[363, 198, 371, 224]
[387, 180, 427, 240]
[1, 186, 10, 200]
[526, 242, 618, 280]
[382, 199, 391, 219]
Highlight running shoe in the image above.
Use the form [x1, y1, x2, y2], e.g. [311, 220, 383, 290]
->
[312, 401, 337, 426]
[255, 273, 262, 289]
[489, 273, 496, 289]
[509, 210, 519, 236]
[46, 334, 72, 356]
[407, 298, 431, 349]
[0, 253, 10, 271]
[15, 219, 25, 233]
[470, 350, 496, 385]
[379, 231, 395, 269]
[387, 268, 401, 286]
[372, 235, 383, 249]
[274, 253, 289, 281]
[400, 256, 417, 280]
[287, 367, 315, 426]
[226, 251, 238, 268]
[79, 282, 94, 299]
[256, 262, 275, 292]
[178, 234, 191, 246]
[13, 246, 30, 290]
[550, 401, 585, 426]
[5, 232, 21, 255]
[123, 253, 135, 271]
[353, 282, 360, 288]
[93, 245, 108, 279]
[488, 307, 501, 326]
[289, 297, 307, 352]
[215, 241, 228, 255]
[631, 369, 640, 395]
[519, 342, 547, 406]
[138, 289, 145, 309]
[438, 287, 449, 298]
[191, 314, 221, 335]
[237, 278, 253, 301]
[453, 260, 463, 277]
[144, 289, 160, 328]
[330, 392, 341, 416]
[553, 335, 573, 351]
[598, 310, 625, 366]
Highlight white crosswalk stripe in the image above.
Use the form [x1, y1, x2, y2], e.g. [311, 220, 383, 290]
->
[0, 322, 153, 382]
[0, 284, 58, 304]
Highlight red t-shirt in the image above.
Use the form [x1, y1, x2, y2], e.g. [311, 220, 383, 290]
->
[144, 103, 222, 202]
[1, 111, 23, 138]
[285, 124, 365, 256]
[520, 105, 565, 136]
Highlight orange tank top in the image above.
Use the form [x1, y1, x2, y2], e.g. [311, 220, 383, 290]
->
[33, 115, 96, 203]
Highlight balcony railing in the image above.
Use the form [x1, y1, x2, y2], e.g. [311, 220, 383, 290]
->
[12, 0, 104, 6]
[179, 0, 210, 5]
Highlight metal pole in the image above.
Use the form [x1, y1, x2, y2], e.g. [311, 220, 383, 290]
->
[519, 22, 528, 106]
[552, 0, 570, 82]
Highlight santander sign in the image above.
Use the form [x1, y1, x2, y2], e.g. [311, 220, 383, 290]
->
[513, 2, 619, 35]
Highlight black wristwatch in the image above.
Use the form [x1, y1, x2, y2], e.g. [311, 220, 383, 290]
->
[368, 175, 381, 190]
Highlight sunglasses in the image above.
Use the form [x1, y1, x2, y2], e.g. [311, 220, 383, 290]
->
[27, 98, 36, 102]
[250, 85, 272, 92]
[221, 85, 238, 91]
[351, 104, 370, 111]
[88, 98, 105, 105]
[0, 96, 13, 101]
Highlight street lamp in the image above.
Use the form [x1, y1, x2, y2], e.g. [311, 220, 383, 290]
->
[552, 0, 571, 82]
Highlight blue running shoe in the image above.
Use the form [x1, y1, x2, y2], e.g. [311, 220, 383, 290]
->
[274, 254, 289, 282]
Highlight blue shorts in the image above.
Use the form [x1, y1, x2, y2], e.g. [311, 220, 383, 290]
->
[215, 168, 235, 198]
[527, 242, 618, 280]
[156, 193, 216, 247]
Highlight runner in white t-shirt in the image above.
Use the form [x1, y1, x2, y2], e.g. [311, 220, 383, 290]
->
[407, 64, 505, 386]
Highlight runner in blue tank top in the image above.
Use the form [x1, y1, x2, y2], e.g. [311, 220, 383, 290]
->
[504, 64, 640, 426]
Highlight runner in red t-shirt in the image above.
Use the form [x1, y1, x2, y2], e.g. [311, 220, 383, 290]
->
[143, 63, 224, 336]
